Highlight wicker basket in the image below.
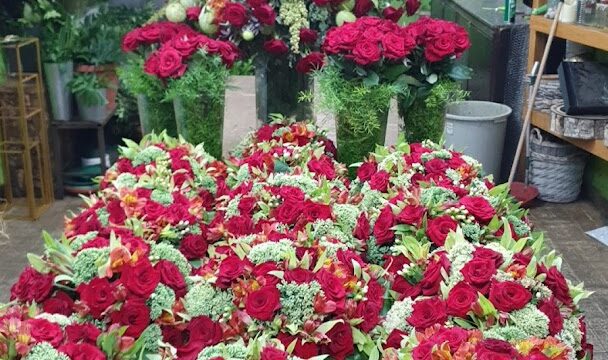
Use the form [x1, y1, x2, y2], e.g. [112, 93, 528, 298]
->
[529, 128, 588, 203]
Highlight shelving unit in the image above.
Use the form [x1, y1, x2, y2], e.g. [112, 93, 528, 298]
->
[527, 2, 608, 162]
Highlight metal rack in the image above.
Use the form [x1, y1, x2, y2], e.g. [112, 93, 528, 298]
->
[0, 37, 53, 220]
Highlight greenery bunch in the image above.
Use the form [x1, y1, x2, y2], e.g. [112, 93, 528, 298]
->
[67, 73, 107, 106]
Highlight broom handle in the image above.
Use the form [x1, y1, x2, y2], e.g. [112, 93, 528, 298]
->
[508, 0, 564, 187]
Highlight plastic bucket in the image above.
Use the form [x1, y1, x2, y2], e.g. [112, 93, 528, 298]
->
[444, 101, 512, 179]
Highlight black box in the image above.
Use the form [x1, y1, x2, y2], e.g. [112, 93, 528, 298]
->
[558, 61, 608, 116]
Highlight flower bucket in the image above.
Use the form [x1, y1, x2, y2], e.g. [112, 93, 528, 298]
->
[76, 89, 110, 123]
[44, 61, 73, 121]
[223, 75, 256, 157]
[136, 94, 177, 137]
[399, 98, 446, 144]
[173, 96, 224, 159]
[336, 108, 388, 175]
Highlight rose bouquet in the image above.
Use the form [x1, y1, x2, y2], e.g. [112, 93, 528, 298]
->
[317, 17, 418, 170]
[396, 16, 472, 143]
[380, 232, 593, 360]
[227, 117, 343, 182]
[121, 21, 239, 156]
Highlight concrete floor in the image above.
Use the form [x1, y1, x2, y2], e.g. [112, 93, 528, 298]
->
[0, 197, 606, 357]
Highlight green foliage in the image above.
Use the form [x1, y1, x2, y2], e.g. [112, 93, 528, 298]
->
[166, 55, 227, 156]
[400, 79, 468, 143]
[68, 73, 107, 106]
[229, 59, 255, 76]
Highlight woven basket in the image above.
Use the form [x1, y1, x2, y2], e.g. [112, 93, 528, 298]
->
[529, 129, 588, 203]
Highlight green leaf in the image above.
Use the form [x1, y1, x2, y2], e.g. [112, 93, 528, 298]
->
[316, 319, 343, 335]
[363, 71, 380, 87]
[453, 317, 475, 329]
[477, 293, 497, 316]
[27, 253, 49, 274]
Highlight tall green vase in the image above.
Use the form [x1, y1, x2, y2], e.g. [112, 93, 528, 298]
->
[173, 95, 224, 159]
[399, 99, 445, 144]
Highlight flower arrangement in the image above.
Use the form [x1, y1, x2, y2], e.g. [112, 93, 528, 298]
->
[0, 124, 593, 360]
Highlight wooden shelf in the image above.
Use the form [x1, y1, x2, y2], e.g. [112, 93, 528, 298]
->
[531, 110, 608, 161]
[530, 16, 608, 52]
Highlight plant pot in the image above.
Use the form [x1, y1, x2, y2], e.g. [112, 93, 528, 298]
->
[44, 61, 74, 121]
[136, 94, 177, 137]
[336, 108, 389, 175]
[76, 89, 111, 123]
[223, 75, 256, 157]
[75, 64, 119, 112]
[173, 96, 224, 158]
[398, 98, 446, 144]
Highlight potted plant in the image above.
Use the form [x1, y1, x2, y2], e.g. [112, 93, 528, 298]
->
[396, 17, 472, 143]
[73, 8, 123, 114]
[316, 17, 416, 172]
[121, 20, 239, 158]
[68, 72, 110, 122]
[19, 0, 78, 121]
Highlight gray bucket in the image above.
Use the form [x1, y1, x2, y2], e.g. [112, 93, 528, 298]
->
[76, 89, 109, 123]
[444, 101, 512, 179]
[44, 62, 73, 121]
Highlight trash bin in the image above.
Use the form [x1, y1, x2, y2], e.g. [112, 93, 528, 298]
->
[444, 101, 512, 179]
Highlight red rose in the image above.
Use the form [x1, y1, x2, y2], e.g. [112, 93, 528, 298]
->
[382, 6, 404, 22]
[475, 339, 520, 360]
[352, 40, 381, 66]
[353, 0, 373, 17]
[264, 39, 289, 56]
[121, 258, 160, 298]
[277, 333, 319, 358]
[65, 323, 101, 344]
[473, 247, 504, 268]
[434, 327, 469, 350]
[171, 32, 201, 57]
[10, 266, 54, 303]
[186, 6, 202, 21]
[59, 343, 106, 360]
[299, 28, 318, 44]
[238, 196, 257, 214]
[144, 200, 166, 221]
[355, 300, 381, 333]
[489, 281, 532, 312]
[253, 262, 281, 286]
[284, 268, 315, 284]
[246, 286, 281, 321]
[419, 257, 448, 296]
[524, 351, 552, 360]
[77, 278, 116, 319]
[144, 52, 160, 76]
[397, 205, 426, 226]
[424, 158, 448, 175]
[323, 322, 354, 360]
[446, 282, 478, 317]
[217, 255, 248, 288]
[156, 260, 188, 298]
[392, 277, 421, 299]
[373, 206, 395, 246]
[353, 213, 370, 240]
[157, 47, 187, 78]
[42, 291, 74, 316]
[111, 299, 150, 337]
[174, 316, 223, 359]
[406, 0, 421, 16]
[542, 266, 572, 305]
[276, 186, 305, 203]
[426, 215, 457, 247]
[274, 201, 303, 225]
[302, 201, 332, 222]
[261, 346, 288, 360]
[384, 254, 410, 274]
[357, 162, 377, 182]
[254, 4, 276, 25]
[121, 28, 141, 52]
[407, 297, 447, 330]
[323, 25, 360, 54]
[461, 257, 497, 295]
[222, 2, 248, 27]
[412, 338, 436, 360]
[179, 234, 208, 260]
[226, 215, 254, 235]
[381, 32, 410, 60]
[460, 196, 496, 223]
[453, 27, 470, 53]
[307, 155, 335, 179]
[29, 318, 63, 347]
[369, 170, 390, 192]
[538, 297, 564, 336]
[316, 269, 346, 302]
[424, 33, 456, 63]
[384, 329, 407, 349]
[313, 0, 329, 5]
[296, 52, 325, 74]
